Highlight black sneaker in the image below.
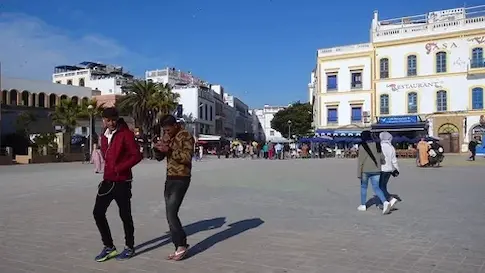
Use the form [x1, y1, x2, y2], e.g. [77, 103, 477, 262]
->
[95, 246, 118, 262]
[116, 247, 135, 261]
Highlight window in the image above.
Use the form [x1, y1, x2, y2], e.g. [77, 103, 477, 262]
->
[327, 74, 337, 91]
[380, 94, 389, 115]
[210, 106, 213, 121]
[270, 130, 275, 136]
[407, 92, 418, 113]
[79, 78, 85, 87]
[204, 104, 208, 120]
[380, 58, 389, 79]
[472, 87, 484, 110]
[67, 79, 73, 85]
[327, 108, 338, 124]
[55, 81, 61, 84]
[199, 104, 203, 119]
[351, 106, 362, 122]
[351, 70, 362, 89]
[471, 48, 484, 68]
[407, 55, 417, 76]
[436, 52, 447, 73]
[436, 90, 447, 112]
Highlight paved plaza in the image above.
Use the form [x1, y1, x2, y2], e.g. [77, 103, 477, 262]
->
[0, 156, 485, 273]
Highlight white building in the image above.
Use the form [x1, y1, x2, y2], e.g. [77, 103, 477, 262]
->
[172, 86, 216, 136]
[145, 67, 210, 87]
[253, 105, 287, 142]
[314, 4, 485, 153]
[52, 62, 134, 95]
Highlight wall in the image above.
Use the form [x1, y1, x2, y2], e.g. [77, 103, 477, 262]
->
[3, 76, 92, 97]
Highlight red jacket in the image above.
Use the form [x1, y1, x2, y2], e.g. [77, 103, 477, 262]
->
[100, 119, 142, 182]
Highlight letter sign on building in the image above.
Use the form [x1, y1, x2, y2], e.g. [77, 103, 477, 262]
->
[386, 81, 443, 92]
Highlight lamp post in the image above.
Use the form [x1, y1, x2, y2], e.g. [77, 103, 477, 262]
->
[287, 120, 292, 140]
[87, 105, 94, 156]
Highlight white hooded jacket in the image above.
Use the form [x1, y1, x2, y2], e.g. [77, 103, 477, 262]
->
[379, 132, 399, 172]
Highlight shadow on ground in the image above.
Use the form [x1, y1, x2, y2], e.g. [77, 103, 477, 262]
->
[186, 218, 264, 259]
[135, 217, 226, 256]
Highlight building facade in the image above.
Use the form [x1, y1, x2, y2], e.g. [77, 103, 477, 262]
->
[314, 5, 485, 152]
[224, 93, 253, 139]
[52, 62, 134, 95]
[1, 76, 93, 136]
[253, 105, 287, 142]
[145, 67, 210, 87]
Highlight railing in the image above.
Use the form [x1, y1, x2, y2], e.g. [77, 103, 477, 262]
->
[317, 43, 372, 57]
[374, 11, 485, 41]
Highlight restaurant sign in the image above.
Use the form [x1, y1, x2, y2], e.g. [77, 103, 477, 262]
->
[378, 115, 419, 125]
[386, 81, 443, 92]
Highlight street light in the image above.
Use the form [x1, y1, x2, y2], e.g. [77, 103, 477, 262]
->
[287, 120, 292, 140]
[87, 104, 94, 156]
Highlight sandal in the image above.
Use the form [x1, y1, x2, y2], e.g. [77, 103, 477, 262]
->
[166, 245, 189, 261]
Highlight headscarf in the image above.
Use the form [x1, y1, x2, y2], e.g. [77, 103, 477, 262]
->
[379, 131, 393, 144]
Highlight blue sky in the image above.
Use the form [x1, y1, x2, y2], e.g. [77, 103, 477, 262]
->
[0, 0, 480, 108]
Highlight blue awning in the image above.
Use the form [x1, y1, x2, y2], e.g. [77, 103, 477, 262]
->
[371, 122, 427, 132]
[315, 129, 362, 137]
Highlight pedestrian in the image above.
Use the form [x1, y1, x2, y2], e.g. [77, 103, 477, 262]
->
[357, 130, 391, 214]
[378, 132, 399, 208]
[417, 138, 430, 167]
[90, 143, 104, 174]
[468, 137, 479, 161]
[93, 107, 142, 262]
[153, 115, 194, 261]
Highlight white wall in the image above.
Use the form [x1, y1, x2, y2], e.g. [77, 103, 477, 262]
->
[2, 76, 92, 97]
[172, 87, 216, 135]
[319, 56, 372, 93]
[253, 106, 286, 141]
[319, 92, 372, 127]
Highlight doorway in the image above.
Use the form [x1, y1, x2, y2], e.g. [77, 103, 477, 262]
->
[438, 123, 460, 153]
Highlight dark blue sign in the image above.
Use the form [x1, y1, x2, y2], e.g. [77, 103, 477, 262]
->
[315, 129, 362, 136]
[378, 115, 418, 125]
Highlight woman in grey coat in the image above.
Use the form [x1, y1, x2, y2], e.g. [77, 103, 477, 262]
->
[357, 131, 391, 214]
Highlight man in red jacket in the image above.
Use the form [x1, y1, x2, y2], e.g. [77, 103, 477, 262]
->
[93, 107, 142, 262]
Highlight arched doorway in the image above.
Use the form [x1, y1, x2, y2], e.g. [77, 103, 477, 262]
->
[1, 90, 7, 104]
[49, 94, 57, 108]
[10, 90, 18, 105]
[438, 123, 460, 153]
[38, 93, 46, 107]
[21, 91, 30, 106]
[470, 124, 485, 155]
[72, 96, 79, 105]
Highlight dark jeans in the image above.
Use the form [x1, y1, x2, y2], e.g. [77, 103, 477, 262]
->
[470, 150, 476, 160]
[379, 172, 392, 201]
[165, 179, 190, 248]
[93, 181, 134, 249]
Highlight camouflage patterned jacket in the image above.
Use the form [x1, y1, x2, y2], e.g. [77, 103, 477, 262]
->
[154, 129, 194, 180]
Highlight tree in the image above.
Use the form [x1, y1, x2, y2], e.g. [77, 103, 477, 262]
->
[117, 80, 179, 135]
[79, 98, 105, 119]
[270, 102, 312, 138]
[15, 111, 37, 136]
[50, 98, 83, 152]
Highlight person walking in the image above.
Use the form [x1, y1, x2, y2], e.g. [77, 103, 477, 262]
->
[154, 115, 194, 261]
[357, 130, 391, 214]
[90, 143, 104, 174]
[379, 132, 399, 208]
[468, 137, 479, 161]
[417, 138, 430, 167]
[93, 108, 142, 262]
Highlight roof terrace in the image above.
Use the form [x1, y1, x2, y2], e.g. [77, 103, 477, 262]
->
[317, 43, 372, 58]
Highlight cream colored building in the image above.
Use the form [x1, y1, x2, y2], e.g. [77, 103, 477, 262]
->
[314, 5, 485, 153]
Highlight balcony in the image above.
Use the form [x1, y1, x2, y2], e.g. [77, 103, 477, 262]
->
[468, 58, 485, 75]
[317, 43, 372, 58]
[373, 5, 485, 43]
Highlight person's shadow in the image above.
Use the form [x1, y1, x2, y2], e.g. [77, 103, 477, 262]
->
[186, 218, 264, 259]
[134, 217, 226, 256]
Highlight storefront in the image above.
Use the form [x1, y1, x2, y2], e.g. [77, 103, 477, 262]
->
[470, 124, 485, 155]
[431, 113, 465, 153]
[371, 115, 428, 138]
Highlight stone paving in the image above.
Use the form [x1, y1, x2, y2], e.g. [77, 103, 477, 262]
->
[0, 156, 485, 273]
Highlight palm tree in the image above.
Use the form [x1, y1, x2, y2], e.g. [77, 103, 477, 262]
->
[51, 98, 82, 153]
[118, 80, 180, 135]
[15, 111, 37, 136]
[79, 98, 105, 119]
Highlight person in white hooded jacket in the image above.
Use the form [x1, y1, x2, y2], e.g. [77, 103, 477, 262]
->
[379, 131, 399, 208]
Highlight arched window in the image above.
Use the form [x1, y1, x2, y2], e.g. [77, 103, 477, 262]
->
[38, 93, 46, 107]
[407, 92, 418, 113]
[380, 58, 389, 79]
[436, 52, 447, 73]
[436, 90, 447, 112]
[1, 90, 7, 105]
[471, 48, 484, 68]
[407, 55, 417, 76]
[21, 91, 29, 106]
[67, 79, 73, 85]
[49, 94, 57, 108]
[79, 78, 85, 87]
[71, 96, 79, 105]
[472, 87, 484, 110]
[380, 94, 389, 115]
[60, 95, 68, 101]
[10, 90, 18, 105]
